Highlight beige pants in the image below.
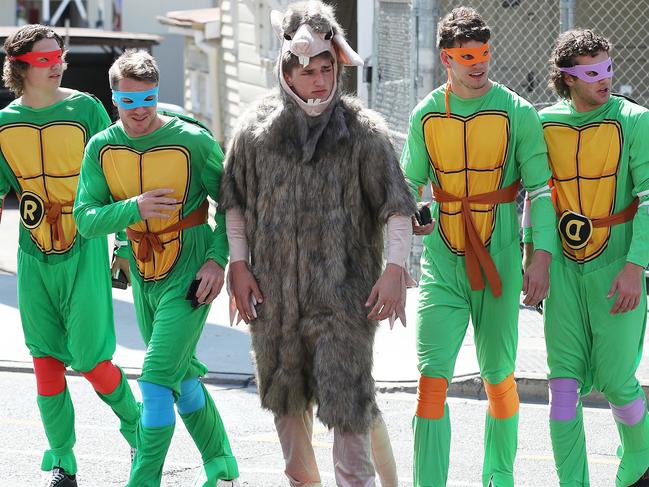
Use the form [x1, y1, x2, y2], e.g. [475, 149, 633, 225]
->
[274, 408, 397, 487]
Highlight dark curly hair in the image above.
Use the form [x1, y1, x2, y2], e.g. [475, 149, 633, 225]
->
[2, 24, 66, 96]
[437, 7, 490, 50]
[550, 29, 611, 99]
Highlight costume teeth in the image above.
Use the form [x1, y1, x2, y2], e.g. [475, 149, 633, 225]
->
[299, 55, 310, 66]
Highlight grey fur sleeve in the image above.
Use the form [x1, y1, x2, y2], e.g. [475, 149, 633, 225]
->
[358, 114, 417, 223]
[219, 130, 248, 212]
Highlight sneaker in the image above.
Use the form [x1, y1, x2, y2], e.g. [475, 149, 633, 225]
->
[46, 467, 77, 487]
[216, 480, 241, 487]
[631, 468, 649, 487]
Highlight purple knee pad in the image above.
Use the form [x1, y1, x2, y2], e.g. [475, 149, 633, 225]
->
[549, 378, 579, 421]
[610, 397, 647, 426]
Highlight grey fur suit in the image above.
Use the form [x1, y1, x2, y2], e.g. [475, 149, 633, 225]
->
[220, 88, 416, 434]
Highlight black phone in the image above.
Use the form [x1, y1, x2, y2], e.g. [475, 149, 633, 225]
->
[416, 205, 432, 226]
[112, 269, 128, 290]
[186, 279, 202, 308]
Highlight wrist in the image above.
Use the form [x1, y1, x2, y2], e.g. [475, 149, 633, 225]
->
[384, 262, 404, 274]
[230, 260, 249, 270]
[625, 261, 645, 274]
[533, 249, 552, 264]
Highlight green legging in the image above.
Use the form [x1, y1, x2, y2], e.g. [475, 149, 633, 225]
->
[126, 276, 238, 486]
[18, 240, 140, 474]
[414, 241, 522, 486]
[545, 258, 649, 486]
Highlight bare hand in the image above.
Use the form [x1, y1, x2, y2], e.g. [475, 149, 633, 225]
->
[195, 259, 225, 305]
[522, 249, 551, 306]
[412, 218, 436, 236]
[412, 203, 436, 236]
[229, 261, 264, 324]
[608, 262, 644, 314]
[522, 242, 534, 272]
[366, 263, 402, 321]
[111, 255, 131, 285]
[137, 188, 177, 219]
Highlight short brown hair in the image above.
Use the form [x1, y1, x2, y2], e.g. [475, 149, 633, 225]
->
[108, 49, 159, 89]
[437, 7, 490, 50]
[550, 29, 611, 99]
[2, 24, 65, 96]
[281, 50, 335, 77]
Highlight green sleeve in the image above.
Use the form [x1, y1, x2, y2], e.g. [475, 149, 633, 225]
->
[0, 156, 13, 198]
[400, 111, 431, 202]
[626, 112, 649, 267]
[114, 230, 130, 258]
[73, 138, 141, 238]
[201, 142, 229, 269]
[516, 104, 557, 255]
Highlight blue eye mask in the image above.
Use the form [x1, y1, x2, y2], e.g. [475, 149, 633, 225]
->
[112, 87, 159, 109]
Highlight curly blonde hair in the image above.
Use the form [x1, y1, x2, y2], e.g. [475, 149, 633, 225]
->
[2, 24, 65, 96]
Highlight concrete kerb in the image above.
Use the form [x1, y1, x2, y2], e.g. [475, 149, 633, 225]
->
[1, 359, 645, 408]
[376, 373, 647, 409]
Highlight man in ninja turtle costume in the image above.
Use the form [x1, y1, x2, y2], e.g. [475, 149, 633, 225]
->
[220, 1, 417, 486]
[522, 29, 649, 487]
[74, 50, 239, 487]
[401, 7, 558, 486]
[0, 24, 140, 487]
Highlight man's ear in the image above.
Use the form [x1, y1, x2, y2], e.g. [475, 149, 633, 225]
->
[440, 50, 451, 69]
[283, 71, 293, 87]
[563, 72, 576, 88]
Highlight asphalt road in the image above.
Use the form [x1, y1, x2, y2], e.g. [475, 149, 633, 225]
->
[0, 370, 623, 486]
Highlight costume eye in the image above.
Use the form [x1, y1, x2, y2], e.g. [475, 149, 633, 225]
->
[585, 71, 597, 77]
[284, 33, 293, 41]
[324, 29, 333, 40]
[607, 65, 612, 72]
[462, 54, 475, 61]
[121, 98, 133, 104]
[145, 95, 155, 101]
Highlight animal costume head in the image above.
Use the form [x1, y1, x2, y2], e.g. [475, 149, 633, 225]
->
[271, 1, 363, 116]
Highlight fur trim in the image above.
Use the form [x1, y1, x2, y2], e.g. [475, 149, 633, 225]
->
[220, 94, 416, 432]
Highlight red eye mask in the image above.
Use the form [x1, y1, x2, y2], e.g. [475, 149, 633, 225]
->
[8, 49, 63, 67]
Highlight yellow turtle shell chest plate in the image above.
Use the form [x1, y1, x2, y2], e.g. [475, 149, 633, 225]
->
[100, 145, 191, 281]
[422, 111, 510, 254]
[543, 120, 622, 263]
[0, 121, 87, 254]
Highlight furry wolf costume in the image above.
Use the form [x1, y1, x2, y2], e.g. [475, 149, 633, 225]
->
[219, 1, 416, 436]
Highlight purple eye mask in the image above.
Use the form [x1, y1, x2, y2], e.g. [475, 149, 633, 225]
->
[559, 58, 613, 83]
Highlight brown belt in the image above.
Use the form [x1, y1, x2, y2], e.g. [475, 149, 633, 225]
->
[557, 198, 638, 251]
[45, 200, 74, 248]
[126, 200, 208, 262]
[591, 198, 638, 228]
[432, 180, 520, 297]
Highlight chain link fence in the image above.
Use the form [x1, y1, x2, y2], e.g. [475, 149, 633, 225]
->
[371, 0, 649, 278]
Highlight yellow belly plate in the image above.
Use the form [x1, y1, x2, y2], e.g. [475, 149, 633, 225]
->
[0, 122, 86, 253]
[422, 111, 510, 254]
[100, 145, 191, 281]
[544, 121, 622, 263]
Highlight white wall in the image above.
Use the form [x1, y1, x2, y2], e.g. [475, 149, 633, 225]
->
[356, 0, 373, 105]
[122, 0, 213, 106]
[1, 2, 15, 24]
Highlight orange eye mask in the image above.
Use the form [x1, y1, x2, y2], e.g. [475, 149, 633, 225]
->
[443, 43, 490, 66]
